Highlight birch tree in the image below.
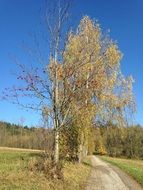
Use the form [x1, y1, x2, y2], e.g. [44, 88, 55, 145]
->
[58, 16, 134, 161]
[3, 0, 72, 169]
[3, 10, 134, 167]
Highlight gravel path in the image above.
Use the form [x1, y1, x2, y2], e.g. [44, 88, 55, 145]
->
[86, 156, 143, 190]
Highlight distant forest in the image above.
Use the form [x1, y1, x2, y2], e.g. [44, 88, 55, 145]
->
[0, 121, 53, 151]
[0, 121, 143, 159]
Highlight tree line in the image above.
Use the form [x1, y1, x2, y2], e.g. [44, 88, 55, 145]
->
[0, 121, 53, 150]
[0, 121, 143, 159]
[94, 124, 143, 158]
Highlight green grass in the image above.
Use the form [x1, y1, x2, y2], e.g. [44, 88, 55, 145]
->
[100, 156, 143, 187]
[0, 149, 91, 190]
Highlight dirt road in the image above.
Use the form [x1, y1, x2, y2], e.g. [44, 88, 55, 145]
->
[86, 156, 143, 190]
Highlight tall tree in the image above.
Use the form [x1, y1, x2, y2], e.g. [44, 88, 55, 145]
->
[3, 8, 134, 167]
[58, 16, 134, 161]
[3, 0, 72, 168]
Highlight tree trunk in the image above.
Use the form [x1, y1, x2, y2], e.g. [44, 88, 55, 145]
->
[54, 128, 59, 164]
[78, 144, 82, 163]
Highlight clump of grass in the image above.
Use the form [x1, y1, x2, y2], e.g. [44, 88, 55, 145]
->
[28, 156, 63, 179]
[101, 156, 143, 187]
[82, 156, 92, 167]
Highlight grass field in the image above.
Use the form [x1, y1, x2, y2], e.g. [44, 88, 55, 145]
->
[100, 156, 143, 187]
[0, 148, 91, 190]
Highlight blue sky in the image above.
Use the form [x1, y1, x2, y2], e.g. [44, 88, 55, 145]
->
[0, 0, 143, 126]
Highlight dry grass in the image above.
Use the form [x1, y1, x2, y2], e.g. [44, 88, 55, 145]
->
[0, 148, 91, 190]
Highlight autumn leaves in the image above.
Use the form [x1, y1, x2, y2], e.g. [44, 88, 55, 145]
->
[47, 16, 134, 161]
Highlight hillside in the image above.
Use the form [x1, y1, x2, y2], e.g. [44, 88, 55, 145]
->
[0, 121, 52, 150]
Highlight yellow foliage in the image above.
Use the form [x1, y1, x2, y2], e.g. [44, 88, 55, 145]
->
[48, 16, 134, 161]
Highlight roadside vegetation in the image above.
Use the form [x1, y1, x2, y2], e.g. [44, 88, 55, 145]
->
[0, 149, 91, 190]
[101, 156, 143, 187]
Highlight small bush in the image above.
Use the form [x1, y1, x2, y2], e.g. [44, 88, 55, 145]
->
[28, 156, 63, 179]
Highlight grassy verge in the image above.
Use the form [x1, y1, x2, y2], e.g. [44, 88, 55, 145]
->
[0, 149, 91, 190]
[100, 156, 143, 187]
